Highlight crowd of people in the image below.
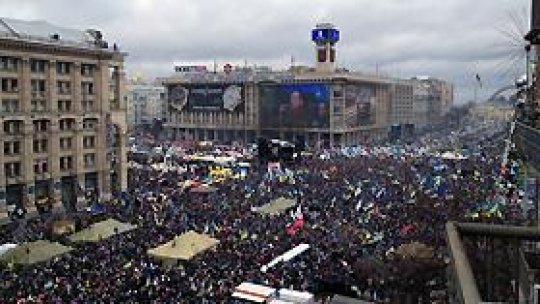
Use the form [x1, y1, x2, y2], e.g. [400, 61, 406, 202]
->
[0, 119, 524, 303]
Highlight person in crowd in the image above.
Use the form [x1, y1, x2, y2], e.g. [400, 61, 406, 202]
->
[0, 120, 519, 303]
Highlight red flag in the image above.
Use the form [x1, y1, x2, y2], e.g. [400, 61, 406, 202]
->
[286, 217, 305, 235]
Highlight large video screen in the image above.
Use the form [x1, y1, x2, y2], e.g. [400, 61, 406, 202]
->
[168, 84, 244, 112]
[344, 84, 375, 127]
[259, 83, 330, 129]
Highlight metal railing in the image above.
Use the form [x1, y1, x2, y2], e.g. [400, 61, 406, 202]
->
[514, 122, 540, 174]
[446, 222, 540, 303]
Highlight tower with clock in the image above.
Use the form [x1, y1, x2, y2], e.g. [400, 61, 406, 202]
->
[311, 23, 340, 73]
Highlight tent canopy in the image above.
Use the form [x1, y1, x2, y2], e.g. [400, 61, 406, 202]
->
[233, 282, 276, 303]
[256, 197, 296, 216]
[147, 230, 218, 262]
[68, 218, 136, 242]
[395, 241, 434, 259]
[189, 185, 218, 194]
[0, 240, 72, 265]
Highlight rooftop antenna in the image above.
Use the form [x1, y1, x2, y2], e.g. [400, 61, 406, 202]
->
[291, 55, 295, 68]
[213, 60, 217, 74]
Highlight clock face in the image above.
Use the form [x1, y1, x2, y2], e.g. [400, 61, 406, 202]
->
[170, 86, 188, 111]
[223, 85, 242, 111]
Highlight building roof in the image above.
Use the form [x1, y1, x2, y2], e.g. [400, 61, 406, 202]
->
[0, 17, 121, 54]
[0, 17, 88, 42]
[161, 68, 412, 86]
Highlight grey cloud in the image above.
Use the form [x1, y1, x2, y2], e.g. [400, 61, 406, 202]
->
[0, 0, 531, 103]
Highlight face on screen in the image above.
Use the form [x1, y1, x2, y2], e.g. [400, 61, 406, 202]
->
[290, 91, 303, 110]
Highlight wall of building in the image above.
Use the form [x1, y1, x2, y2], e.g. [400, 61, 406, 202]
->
[390, 82, 414, 125]
[126, 83, 166, 127]
[0, 38, 127, 214]
[411, 77, 454, 128]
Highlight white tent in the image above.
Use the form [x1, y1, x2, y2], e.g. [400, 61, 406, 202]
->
[232, 282, 276, 303]
[261, 244, 310, 273]
[274, 289, 314, 303]
[0, 243, 17, 257]
[440, 151, 467, 160]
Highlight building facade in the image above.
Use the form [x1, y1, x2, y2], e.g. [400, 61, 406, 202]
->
[163, 68, 399, 147]
[411, 77, 454, 129]
[390, 81, 415, 125]
[412, 80, 430, 129]
[0, 18, 128, 215]
[126, 83, 166, 127]
[163, 24, 453, 147]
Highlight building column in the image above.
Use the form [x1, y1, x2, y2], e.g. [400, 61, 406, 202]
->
[95, 61, 111, 201]
[49, 117, 62, 207]
[203, 129, 208, 141]
[72, 62, 82, 114]
[76, 174, 86, 209]
[22, 119, 35, 211]
[75, 113, 86, 208]
[20, 57, 31, 113]
[48, 59, 57, 113]
[0, 122, 5, 215]
[21, 57, 34, 210]
[116, 127, 128, 192]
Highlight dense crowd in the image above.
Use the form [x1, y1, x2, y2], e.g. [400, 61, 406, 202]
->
[0, 120, 523, 303]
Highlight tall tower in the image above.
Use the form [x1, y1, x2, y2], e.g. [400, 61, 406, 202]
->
[311, 23, 340, 73]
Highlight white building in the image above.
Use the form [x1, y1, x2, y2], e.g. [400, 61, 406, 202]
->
[390, 81, 415, 125]
[411, 76, 454, 128]
[412, 80, 430, 129]
[126, 83, 166, 127]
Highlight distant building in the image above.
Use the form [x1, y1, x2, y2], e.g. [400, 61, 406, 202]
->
[390, 81, 415, 126]
[411, 77, 454, 128]
[126, 83, 166, 127]
[162, 24, 453, 146]
[0, 17, 128, 216]
[412, 80, 430, 129]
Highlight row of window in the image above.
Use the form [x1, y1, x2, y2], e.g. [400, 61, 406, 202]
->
[1, 57, 97, 75]
[3, 136, 96, 156]
[1, 78, 95, 95]
[1, 99, 96, 113]
[2, 118, 99, 134]
[1, 78, 18, 93]
[4, 153, 96, 177]
[1, 79, 97, 98]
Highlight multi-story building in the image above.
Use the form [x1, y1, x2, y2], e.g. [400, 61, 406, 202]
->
[0, 17, 128, 215]
[163, 66, 401, 147]
[411, 76, 454, 128]
[412, 80, 430, 129]
[162, 23, 432, 147]
[390, 81, 415, 125]
[126, 82, 166, 127]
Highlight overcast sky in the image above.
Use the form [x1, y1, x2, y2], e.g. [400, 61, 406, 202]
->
[0, 0, 532, 104]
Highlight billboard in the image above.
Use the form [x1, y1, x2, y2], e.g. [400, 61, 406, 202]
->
[174, 65, 208, 73]
[259, 83, 330, 129]
[168, 84, 244, 112]
[344, 84, 375, 127]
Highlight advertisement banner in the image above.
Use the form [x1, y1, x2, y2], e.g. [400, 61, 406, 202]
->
[168, 84, 244, 112]
[259, 83, 330, 129]
[344, 84, 375, 127]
